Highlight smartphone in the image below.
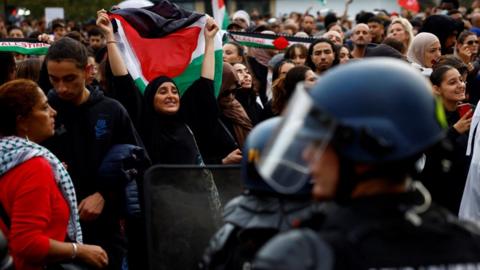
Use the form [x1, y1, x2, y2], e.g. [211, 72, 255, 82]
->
[457, 103, 473, 118]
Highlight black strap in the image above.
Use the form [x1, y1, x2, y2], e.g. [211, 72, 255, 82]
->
[0, 202, 10, 229]
[217, 119, 239, 148]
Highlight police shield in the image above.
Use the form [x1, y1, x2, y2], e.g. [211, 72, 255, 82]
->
[143, 165, 241, 270]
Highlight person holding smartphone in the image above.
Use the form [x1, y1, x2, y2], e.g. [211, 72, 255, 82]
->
[419, 64, 473, 214]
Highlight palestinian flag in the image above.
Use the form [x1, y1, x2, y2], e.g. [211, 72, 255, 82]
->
[212, 0, 229, 30]
[0, 38, 50, 55]
[228, 31, 316, 50]
[110, 0, 223, 96]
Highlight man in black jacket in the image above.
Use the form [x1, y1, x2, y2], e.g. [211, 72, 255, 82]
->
[253, 59, 480, 270]
[44, 37, 143, 270]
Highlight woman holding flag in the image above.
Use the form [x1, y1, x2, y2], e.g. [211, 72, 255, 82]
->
[141, 17, 241, 165]
[96, 9, 144, 129]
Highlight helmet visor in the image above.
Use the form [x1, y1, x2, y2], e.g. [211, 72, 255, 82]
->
[257, 84, 337, 194]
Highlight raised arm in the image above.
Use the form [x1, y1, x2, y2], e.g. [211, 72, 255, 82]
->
[97, 9, 128, 76]
[341, 0, 352, 25]
[201, 17, 219, 80]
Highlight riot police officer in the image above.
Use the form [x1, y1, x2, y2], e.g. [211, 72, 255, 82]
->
[200, 117, 318, 270]
[253, 58, 480, 270]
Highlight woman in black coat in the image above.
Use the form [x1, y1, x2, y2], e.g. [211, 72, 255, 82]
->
[141, 18, 240, 165]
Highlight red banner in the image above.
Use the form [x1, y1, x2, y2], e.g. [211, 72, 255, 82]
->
[398, 0, 420, 12]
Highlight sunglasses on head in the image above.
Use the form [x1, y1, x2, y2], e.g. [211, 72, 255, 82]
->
[466, 40, 479, 45]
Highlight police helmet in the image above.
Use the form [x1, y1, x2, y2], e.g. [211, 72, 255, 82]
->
[241, 117, 312, 196]
[258, 58, 447, 194]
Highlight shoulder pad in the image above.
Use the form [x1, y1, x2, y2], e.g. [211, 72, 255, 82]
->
[223, 196, 244, 217]
[253, 229, 334, 270]
[224, 195, 315, 231]
[443, 211, 480, 236]
[423, 205, 480, 235]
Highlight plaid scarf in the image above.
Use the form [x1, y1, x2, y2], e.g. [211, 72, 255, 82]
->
[0, 136, 82, 243]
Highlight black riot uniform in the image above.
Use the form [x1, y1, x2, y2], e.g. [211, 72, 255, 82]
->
[254, 188, 480, 270]
[250, 59, 480, 270]
[201, 195, 315, 270]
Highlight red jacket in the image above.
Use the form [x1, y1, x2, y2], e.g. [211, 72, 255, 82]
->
[0, 157, 69, 270]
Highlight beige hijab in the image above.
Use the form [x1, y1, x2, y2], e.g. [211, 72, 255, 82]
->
[407, 32, 440, 68]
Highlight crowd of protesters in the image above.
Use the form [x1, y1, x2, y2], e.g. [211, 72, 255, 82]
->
[2, 0, 480, 268]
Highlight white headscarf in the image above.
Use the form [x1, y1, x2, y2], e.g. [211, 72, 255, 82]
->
[232, 10, 251, 27]
[407, 32, 440, 68]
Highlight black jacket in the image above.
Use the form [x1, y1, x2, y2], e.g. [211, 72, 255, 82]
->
[254, 191, 480, 270]
[201, 195, 314, 270]
[141, 77, 237, 165]
[420, 109, 471, 213]
[104, 74, 143, 130]
[98, 144, 150, 218]
[44, 85, 143, 200]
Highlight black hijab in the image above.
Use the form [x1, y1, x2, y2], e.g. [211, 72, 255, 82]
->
[141, 76, 200, 164]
